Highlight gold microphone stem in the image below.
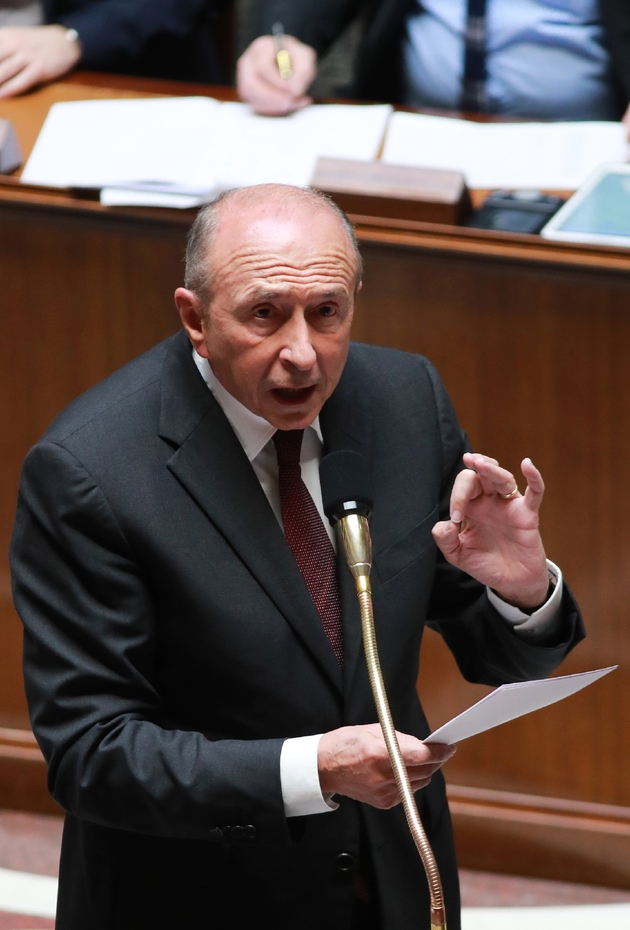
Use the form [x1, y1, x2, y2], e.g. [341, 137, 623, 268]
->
[338, 514, 446, 930]
[356, 579, 446, 930]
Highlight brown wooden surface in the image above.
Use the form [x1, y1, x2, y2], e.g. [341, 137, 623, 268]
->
[1, 74, 630, 887]
[351, 232, 630, 885]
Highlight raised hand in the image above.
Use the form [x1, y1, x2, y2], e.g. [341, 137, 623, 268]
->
[432, 453, 550, 610]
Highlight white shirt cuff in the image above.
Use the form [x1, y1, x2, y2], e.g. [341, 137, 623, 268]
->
[487, 560, 563, 641]
[280, 734, 339, 818]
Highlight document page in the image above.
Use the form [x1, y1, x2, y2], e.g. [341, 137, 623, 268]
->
[382, 112, 629, 190]
[21, 97, 392, 205]
[424, 666, 615, 745]
[21, 96, 223, 191]
[212, 102, 392, 189]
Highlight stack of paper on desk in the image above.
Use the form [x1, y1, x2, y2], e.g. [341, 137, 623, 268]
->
[21, 96, 392, 207]
[382, 112, 629, 190]
[23, 97, 628, 202]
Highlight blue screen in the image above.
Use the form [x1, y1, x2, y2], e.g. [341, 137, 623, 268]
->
[558, 173, 630, 237]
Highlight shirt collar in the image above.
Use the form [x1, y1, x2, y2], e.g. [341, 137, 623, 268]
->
[192, 350, 323, 461]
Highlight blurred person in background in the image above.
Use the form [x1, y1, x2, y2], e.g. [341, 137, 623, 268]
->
[237, 0, 630, 130]
[0, 0, 231, 97]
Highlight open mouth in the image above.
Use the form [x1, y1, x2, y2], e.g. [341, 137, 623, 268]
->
[271, 386, 317, 405]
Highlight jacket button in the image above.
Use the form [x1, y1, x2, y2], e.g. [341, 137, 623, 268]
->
[336, 852, 355, 873]
[243, 825, 257, 840]
[230, 826, 244, 840]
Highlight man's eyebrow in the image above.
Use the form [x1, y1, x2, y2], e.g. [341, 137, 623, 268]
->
[319, 288, 347, 299]
[248, 286, 347, 302]
[244, 288, 284, 303]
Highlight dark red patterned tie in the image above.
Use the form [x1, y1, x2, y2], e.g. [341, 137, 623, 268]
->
[273, 429, 343, 666]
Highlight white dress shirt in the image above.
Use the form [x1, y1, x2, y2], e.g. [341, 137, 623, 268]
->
[193, 350, 564, 817]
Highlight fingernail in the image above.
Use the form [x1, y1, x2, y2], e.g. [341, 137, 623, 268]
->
[451, 510, 461, 523]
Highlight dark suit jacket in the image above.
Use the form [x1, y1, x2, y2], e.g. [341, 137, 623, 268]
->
[255, 0, 630, 114]
[10, 332, 584, 930]
[43, 0, 229, 83]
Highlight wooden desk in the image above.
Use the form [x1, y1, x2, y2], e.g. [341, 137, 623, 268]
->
[1, 74, 630, 888]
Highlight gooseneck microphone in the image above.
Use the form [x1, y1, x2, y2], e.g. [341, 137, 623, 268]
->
[320, 450, 373, 583]
[320, 451, 447, 930]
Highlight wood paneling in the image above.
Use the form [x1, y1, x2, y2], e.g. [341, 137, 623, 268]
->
[0, 202, 186, 719]
[1, 75, 630, 885]
[353, 238, 630, 802]
[448, 785, 630, 888]
[349, 234, 630, 882]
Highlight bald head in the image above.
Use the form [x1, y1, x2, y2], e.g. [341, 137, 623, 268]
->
[184, 184, 363, 309]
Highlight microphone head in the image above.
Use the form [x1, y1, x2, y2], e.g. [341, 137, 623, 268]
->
[319, 450, 373, 524]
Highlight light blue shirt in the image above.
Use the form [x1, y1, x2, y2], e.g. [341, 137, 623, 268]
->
[403, 0, 619, 120]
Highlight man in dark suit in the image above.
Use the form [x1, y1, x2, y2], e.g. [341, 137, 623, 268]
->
[0, 0, 228, 98]
[10, 184, 583, 930]
[237, 0, 630, 126]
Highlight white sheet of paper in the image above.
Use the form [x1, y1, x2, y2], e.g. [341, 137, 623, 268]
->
[424, 666, 616, 746]
[21, 97, 392, 204]
[382, 112, 629, 190]
[99, 187, 213, 209]
[21, 97, 222, 191]
[209, 101, 392, 189]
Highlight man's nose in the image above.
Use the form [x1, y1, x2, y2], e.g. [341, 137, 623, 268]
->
[279, 317, 317, 369]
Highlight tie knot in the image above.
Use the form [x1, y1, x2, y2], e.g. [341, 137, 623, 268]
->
[273, 429, 304, 468]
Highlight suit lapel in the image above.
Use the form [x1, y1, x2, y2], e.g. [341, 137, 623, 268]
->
[158, 333, 343, 692]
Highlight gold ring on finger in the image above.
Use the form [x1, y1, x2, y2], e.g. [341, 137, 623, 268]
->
[499, 485, 519, 500]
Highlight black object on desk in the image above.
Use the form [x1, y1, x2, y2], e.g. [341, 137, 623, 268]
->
[466, 190, 564, 234]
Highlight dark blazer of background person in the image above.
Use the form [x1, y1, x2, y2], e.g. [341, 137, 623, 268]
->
[10, 331, 584, 930]
[44, 0, 230, 83]
[254, 0, 630, 114]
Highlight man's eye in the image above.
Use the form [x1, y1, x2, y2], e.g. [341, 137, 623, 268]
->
[319, 305, 336, 317]
[254, 307, 272, 319]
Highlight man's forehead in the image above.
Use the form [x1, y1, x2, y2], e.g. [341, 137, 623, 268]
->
[220, 199, 348, 248]
[208, 201, 356, 278]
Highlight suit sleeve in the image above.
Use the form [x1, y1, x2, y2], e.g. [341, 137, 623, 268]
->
[50, 0, 226, 69]
[10, 441, 289, 845]
[423, 360, 586, 686]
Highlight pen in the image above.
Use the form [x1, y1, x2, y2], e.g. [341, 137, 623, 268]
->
[272, 22, 293, 80]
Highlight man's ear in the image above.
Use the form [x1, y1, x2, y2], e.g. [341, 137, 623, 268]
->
[174, 287, 210, 358]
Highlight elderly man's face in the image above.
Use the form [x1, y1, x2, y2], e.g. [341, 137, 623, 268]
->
[178, 200, 358, 430]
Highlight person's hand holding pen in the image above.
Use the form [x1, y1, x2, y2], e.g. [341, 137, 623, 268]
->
[237, 25, 316, 116]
